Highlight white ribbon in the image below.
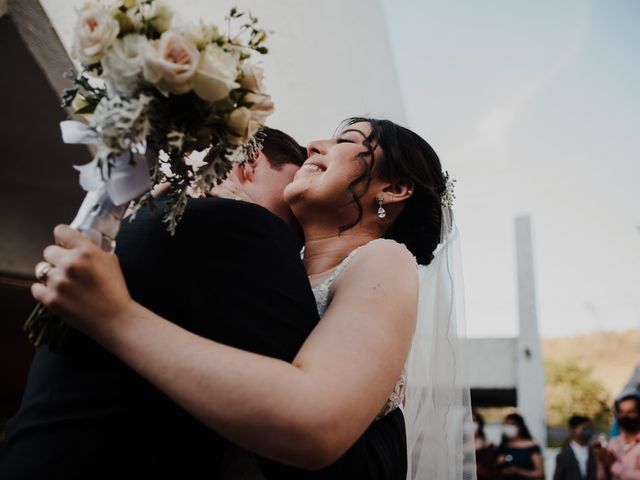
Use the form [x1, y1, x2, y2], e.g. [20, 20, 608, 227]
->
[60, 120, 155, 251]
[60, 120, 152, 206]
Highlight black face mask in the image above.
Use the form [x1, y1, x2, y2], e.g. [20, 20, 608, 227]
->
[618, 416, 640, 433]
[578, 429, 593, 443]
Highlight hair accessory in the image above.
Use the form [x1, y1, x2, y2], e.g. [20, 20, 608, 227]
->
[377, 196, 386, 219]
[441, 171, 457, 208]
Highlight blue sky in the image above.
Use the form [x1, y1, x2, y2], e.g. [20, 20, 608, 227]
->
[381, 0, 640, 337]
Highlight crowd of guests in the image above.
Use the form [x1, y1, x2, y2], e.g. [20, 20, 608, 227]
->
[473, 391, 640, 480]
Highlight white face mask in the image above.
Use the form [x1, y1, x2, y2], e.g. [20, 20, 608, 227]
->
[503, 424, 519, 439]
[472, 422, 479, 435]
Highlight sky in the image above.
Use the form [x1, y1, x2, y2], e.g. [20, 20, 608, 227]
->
[381, 0, 640, 338]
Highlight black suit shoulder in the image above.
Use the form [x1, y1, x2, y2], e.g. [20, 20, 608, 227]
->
[168, 198, 318, 361]
[117, 196, 318, 360]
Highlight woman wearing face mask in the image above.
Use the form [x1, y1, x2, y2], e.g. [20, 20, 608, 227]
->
[474, 410, 498, 480]
[496, 413, 545, 479]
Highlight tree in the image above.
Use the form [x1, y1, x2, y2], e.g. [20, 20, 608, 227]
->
[545, 358, 612, 431]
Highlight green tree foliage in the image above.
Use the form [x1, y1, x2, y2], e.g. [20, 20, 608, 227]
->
[545, 358, 612, 431]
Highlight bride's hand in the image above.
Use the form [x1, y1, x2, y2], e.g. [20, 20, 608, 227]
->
[31, 224, 134, 337]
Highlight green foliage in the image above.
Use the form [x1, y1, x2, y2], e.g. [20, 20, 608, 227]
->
[545, 358, 612, 431]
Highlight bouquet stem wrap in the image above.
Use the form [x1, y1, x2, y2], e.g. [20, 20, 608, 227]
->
[25, 120, 151, 349]
[70, 190, 129, 253]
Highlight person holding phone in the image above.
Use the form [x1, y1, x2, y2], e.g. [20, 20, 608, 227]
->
[496, 413, 545, 479]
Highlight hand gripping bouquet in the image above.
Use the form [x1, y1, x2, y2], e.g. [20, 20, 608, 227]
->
[25, 0, 274, 349]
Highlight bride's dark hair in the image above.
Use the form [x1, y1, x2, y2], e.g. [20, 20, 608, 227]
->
[339, 117, 446, 265]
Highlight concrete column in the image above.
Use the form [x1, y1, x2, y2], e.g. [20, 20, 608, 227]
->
[515, 215, 547, 445]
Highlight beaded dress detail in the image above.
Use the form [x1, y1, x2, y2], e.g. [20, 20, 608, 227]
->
[309, 244, 408, 418]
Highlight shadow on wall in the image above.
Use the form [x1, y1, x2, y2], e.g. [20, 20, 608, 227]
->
[0, 11, 89, 436]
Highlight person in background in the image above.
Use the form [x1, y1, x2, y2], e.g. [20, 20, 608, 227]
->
[553, 415, 597, 480]
[595, 391, 640, 480]
[496, 413, 545, 479]
[474, 410, 498, 480]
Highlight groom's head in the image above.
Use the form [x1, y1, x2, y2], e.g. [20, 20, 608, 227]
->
[231, 127, 307, 229]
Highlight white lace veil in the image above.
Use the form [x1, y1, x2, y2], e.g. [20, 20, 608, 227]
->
[404, 205, 477, 480]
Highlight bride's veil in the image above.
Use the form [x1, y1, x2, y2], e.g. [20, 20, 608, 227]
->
[404, 206, 477, 480]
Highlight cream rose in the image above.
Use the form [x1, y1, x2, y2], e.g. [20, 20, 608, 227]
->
[227, 107, 261, 145]
[192, 44, 240, 102]
[239, 63, 265, 93]
[142, 31, 199, 95]
[72, 7, 120, 64]
[101, 34, 146, 97]
[171, 17, 218, 50]
[244, 92, 274, 124]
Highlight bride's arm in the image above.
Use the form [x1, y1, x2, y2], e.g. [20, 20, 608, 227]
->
[33, 226, 418, 469]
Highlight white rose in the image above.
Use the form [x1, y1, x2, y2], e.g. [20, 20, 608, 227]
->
[227, 107, 261, 145]
[192, 44, 240, 102]
[72, 7, 120, 64]
[142, 31, 199, 95]
[101, 34, 146, 97]
[239, 63, 265, 93]
[225, 43, 244, 63]
[244, 92, 274, 124]
[171, 17, 218, 50]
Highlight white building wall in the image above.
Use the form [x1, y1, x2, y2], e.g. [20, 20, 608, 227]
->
[466, 338, 517, 389]
[38, 0, 407, 144]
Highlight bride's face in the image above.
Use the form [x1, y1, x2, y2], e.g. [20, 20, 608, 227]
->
[284, 122, 379, 212]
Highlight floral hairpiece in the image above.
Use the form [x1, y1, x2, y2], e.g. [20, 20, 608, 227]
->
[441, 171, 456, 208]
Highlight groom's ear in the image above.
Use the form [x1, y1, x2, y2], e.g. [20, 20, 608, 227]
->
[381, 178, 414, 205]
[236, 162, 255, 183]
[239, 151, 267, 183]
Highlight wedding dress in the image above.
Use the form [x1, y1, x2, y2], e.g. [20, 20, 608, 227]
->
[311, 208, 476, 480]
[311, 243, 408, 418]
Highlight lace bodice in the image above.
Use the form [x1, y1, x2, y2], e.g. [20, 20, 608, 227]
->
[308, 243, 408, 418]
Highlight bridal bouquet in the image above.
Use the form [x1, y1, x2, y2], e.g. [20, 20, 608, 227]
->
[26, 0, 274, 348]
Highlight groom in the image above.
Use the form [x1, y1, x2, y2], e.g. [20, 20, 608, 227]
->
[0, 128, 320, 478]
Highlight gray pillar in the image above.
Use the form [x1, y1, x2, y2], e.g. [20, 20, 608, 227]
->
[515, 215, 547, 445]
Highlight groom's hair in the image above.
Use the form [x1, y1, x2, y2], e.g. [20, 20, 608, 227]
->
[260, 127, 307, 170]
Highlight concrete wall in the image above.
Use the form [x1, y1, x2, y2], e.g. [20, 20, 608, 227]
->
[467, 338, 517, 389]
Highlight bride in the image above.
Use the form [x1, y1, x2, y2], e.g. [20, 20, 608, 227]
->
[32, 117, 473, 479]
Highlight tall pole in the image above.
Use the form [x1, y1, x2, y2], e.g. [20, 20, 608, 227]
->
[515, 215, 547, 445]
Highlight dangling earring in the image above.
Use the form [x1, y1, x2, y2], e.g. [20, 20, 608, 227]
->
[377, 196, 386, 219]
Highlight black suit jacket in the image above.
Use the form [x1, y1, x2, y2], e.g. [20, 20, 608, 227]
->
[553, 443, 598, 480]
[0, 197, 320, 479]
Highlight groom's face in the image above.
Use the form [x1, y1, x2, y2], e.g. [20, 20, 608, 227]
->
[238, 151, 301, 230]
[239, 151, 300, 207]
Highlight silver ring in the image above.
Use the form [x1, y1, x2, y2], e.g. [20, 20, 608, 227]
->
[35, 262, 52, 285]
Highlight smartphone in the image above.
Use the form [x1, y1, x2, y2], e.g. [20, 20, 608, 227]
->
[598, 434, 608, 448]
